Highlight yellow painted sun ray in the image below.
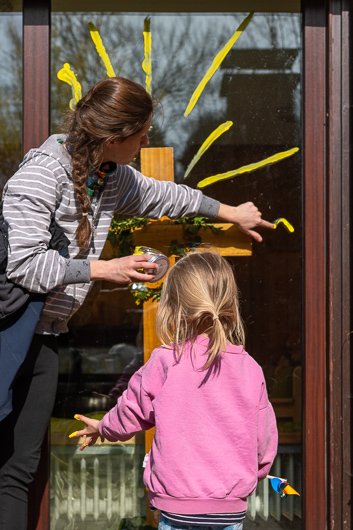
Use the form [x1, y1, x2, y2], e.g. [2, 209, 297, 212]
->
[184, 12, 253, 118]
[88, 22, 116, 78]
[183, 121, 233, 180]
[143, 17, 152, 95]
[197, 147, 299, 189]
[273, 218, 295, 233]
[57, 63, 82, 110]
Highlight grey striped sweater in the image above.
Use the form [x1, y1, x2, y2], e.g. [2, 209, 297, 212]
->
[2, 135, 220, 335]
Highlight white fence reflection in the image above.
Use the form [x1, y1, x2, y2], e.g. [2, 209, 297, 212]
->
[50, 444, 301, 528]
[50, 444, 146, 529]
[247, 447, 302, 522]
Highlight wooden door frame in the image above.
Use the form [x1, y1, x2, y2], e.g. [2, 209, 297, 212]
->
[21, 1, 351, 528]
[303, 1, 351, 529]
[23, 2, 51, 528]
[302, 1, 327, 528]
[326, 0, 351, 528]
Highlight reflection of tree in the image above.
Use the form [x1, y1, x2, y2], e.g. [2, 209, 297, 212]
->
[238, 13, 301, 51]
[51, 13, 231, 175]
[0, 12, 302, 195]
[0, 20, 22, 197]
[51, 13, 301, 181]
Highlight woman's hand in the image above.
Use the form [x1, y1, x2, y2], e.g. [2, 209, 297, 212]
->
[68, 414, 104, 451]
[217, 202, 275, 242]
[90, 254, 158, 283]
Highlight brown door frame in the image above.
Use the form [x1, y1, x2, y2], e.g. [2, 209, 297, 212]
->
[326, 0, 351, 528]
[303, 1, 352, 529]
[22, 1, 351, 528]
[23, 0, 50, 154]
[23, 2, 51, 528]
[303, 1, 327, 528]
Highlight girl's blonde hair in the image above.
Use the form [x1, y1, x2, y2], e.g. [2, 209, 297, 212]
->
[156, 250, 245, 370]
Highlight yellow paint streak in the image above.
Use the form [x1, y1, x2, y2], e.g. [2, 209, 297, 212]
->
[143, 17, 152, 95]
[184, 121, 233, 180]
[184, 12, 253, 118]
[197, 147, 299, 189]
[88, 22, 116, 78]
[273, 218, 295, 233]
[57, 63, 82, 110]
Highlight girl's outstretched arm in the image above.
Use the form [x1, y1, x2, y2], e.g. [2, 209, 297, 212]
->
[68, 414, 104, 451]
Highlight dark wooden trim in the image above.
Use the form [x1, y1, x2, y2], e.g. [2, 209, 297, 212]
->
[340, 3, 352, 526]
[22, 0, 50, 156]
[327, 1, 352, 528]
[327, 2, 343, 527]
[303, 1, 327, 528]
[23, 3, 51, 528]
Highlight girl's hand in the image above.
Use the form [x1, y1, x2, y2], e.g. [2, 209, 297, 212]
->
[68, 414, 105, 451]
[217, 202, 275, 242]
[90, 254, 158, 283]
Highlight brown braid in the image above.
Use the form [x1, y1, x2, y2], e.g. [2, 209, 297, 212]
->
[61, 77, 155, 250]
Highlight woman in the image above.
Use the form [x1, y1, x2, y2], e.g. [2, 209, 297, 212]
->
[0, 76, 273, 529]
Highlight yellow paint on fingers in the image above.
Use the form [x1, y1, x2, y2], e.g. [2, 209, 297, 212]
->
[57, 63, 82, 110]
[184, 12, 253, 117]
[68, 431, 78, 439]
[143, 17, 152, 95]
[197, 147, 299, 189]
[184, 121, 233, 179]
[88, 22, 116, 78]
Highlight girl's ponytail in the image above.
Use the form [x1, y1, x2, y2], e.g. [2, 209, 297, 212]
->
[156, 251, 245, 370]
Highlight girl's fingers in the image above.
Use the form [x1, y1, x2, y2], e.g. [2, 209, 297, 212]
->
[74, 413, 90, 423]
[79, 435, 103, 451]
[80, 438, 91, 451]
[69, 429, 86, 439]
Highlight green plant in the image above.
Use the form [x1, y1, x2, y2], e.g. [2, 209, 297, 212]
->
[108, 217, 150, 257]
[108, 216, 223, 305]
[129, 282, 162, 305]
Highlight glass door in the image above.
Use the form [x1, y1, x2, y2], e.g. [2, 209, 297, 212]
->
[50, 4, 302, 528]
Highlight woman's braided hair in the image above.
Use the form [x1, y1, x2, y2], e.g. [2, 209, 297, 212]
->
[62, 77, 154, 250]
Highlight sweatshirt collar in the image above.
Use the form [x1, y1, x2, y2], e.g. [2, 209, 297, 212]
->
[194, 335, 244, 354]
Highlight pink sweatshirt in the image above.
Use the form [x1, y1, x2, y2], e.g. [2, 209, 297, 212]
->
[99, 336, 278, 514]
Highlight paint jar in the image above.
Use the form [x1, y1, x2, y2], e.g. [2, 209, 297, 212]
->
[133, 246, 170, 283]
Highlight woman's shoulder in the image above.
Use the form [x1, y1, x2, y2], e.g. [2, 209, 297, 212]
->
[18, 135, 72, 175]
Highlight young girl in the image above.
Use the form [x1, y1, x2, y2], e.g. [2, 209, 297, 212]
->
[72, 250, 278, 530]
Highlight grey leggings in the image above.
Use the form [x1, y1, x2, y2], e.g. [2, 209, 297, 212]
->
[0, 334, 58, 530]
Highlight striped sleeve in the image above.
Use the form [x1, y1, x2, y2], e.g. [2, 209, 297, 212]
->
[3, 158, 68, 293]
[114, 165, 205, 219]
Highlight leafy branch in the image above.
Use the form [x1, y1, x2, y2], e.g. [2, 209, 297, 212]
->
[108, 216, 223, 304]
[108, 217, 150, 257]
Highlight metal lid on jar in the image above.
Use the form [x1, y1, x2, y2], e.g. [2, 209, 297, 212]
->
[134, 246, 160, 256]
[146, 254, 170, 282]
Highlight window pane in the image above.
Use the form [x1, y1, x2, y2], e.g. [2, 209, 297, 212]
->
[0, 2, 22, 197]
[50, 7, 302, 529]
